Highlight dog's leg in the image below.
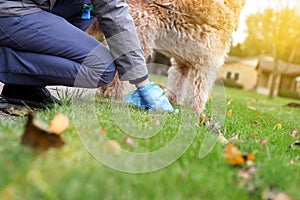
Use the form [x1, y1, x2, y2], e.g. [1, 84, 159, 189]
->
[165, 58, 190, 105]
[97, 74, 127, 99]
[188, 57, 220, 113]
[189, 68, 208, 113]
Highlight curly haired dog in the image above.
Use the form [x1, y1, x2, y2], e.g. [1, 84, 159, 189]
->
[87, 0, 245, 113]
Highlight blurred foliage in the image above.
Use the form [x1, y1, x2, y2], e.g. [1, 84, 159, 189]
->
[230, 7, 300, 64]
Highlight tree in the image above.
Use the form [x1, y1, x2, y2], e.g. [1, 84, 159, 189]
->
[231, 1, 300, 99]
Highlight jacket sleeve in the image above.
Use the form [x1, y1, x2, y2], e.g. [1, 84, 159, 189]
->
[92, 0, 148, 84]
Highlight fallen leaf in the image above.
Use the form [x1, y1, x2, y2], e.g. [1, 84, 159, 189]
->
[227, 99, 233, 105]
[260, 139, 267, 147]
[199, 113, 209, 126]
[48, 114, 69, 134]
[218, 132, 228, 144]
[2, 105, 32, 117]
[290, 128, 298, 137]
[124, 136, 134, 146]
[238, 166, 257, 180]
[247, 106, 260, 114]
[253, 132, 257, 138]
[239, 170, 252, 180]
[252, 120, 261, 125]
[274, 123, 282, 130]
[274, 193, 291, 200]
[224, 143, 244, 165]
[100, 128, 107, 135]
[21, 112, 65, 151]
[289, 140, 300, 150]
[104, 140, 121, 155]
[247, 106, 257, 111]
[224, 143, 255, 166]
[227, 109, 233, 116]
[290, 159, 296, 165]
[247, 152, 255, 162]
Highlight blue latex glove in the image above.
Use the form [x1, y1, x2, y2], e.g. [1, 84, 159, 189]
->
[124, 83, 178, 113]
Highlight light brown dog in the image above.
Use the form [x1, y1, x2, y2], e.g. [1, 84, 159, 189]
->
[87, 0, 245, 113]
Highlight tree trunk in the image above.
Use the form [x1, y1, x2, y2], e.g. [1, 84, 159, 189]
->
[268, 58, 280, 99]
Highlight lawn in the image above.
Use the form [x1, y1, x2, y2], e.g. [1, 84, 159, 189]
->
[1, 75, 300, 200]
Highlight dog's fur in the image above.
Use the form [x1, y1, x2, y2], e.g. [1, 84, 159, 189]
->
[87, 0, 245, 113]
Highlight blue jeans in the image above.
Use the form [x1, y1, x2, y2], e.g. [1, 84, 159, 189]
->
[0, 1, 116, 88]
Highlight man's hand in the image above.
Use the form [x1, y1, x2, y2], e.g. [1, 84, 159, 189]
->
[124, 82, 178, 113]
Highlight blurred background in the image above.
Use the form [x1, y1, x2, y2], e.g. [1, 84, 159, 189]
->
[149, 0, 300, 101]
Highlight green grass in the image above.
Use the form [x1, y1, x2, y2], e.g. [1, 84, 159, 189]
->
[1, 76, 300, 200]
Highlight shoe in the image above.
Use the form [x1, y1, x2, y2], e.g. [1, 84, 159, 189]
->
[1, 84, 61, 108]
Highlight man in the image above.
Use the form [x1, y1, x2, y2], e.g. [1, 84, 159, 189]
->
[0, 0, 174, 112]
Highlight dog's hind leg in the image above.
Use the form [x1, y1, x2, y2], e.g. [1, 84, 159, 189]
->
[165, 58, 190, 105]
[189, 68, 208, 113]
[188, 58, 220, 113]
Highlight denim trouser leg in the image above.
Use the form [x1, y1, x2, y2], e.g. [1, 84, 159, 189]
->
[0, 5, 116, 88]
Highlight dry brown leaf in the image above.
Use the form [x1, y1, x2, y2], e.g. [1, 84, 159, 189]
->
[100, 128, 107, 135]
[48, 114, 69, 134]
[199, 113, 208, 126]
[253, 132, 257, 138]
[227, 109, 233, 116]
[224, 143, 244, 165]
[274, 123, 282, 130]
[3, 105, 32, 117]
[21, 113, 65, 151]
[253, 120, 261, 125]
[224, 143, 255, 166]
